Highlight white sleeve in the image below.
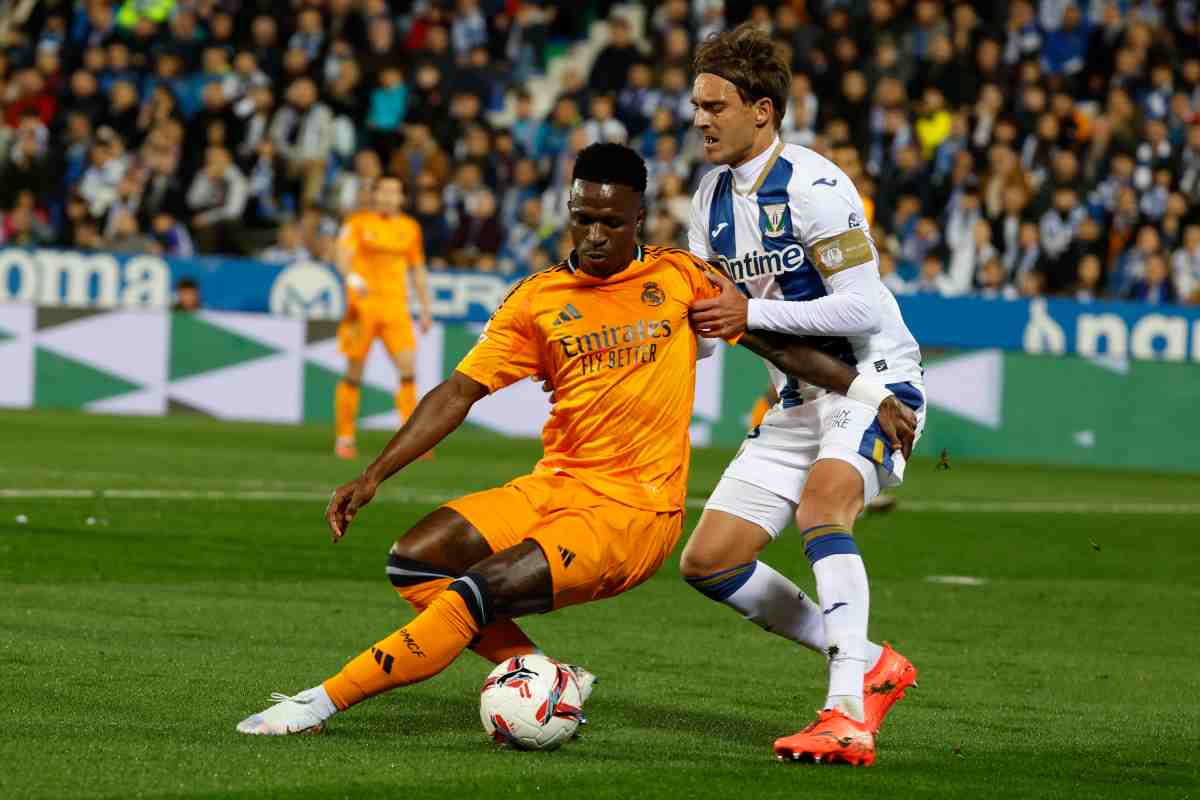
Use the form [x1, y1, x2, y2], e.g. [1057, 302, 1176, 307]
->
[687, 183, 713, 261]
[747, 260, 883, 336]
[747, 167, 881, 336]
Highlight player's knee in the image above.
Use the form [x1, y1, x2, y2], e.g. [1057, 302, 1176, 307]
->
[796, 488, 862, 532]
[385, 543, 458, 593]
[447, 572, 495, 628]
[679, 544, 733, 579]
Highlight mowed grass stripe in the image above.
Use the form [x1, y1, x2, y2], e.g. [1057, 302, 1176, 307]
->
[3, 486, 1200, 515]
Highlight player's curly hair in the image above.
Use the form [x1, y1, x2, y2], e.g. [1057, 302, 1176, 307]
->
[572, 142, 648, 194]
[692, 23, 791, 130]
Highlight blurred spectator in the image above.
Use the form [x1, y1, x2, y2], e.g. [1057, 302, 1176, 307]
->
[1073, 254, 1104, 303]
[413, 188, 451, 270]
[174, 277, 202, 312]
[583, 95, 627, 145]
[878, 251, 911, 296]
[2, 199, 53, 247]
[332, 149, 383, 217]
[270, 78, 333, 208]
[1127, 254, 1178, 304]
[78, 127, 128, 218]
[977, 256, 1019, 300]
[151, 212, 194, 257]
[499, 197, 546, 276]
[186, 146, 247, 254]
[1173, 224, 1200, 302]
[367, 67, 408, 152]
[914, 253, 957, 296]
[450, 188, 502, 269]
[258, 222, 312, 264]
[589, 16, 640, 95]
[106, 208, 155, 253]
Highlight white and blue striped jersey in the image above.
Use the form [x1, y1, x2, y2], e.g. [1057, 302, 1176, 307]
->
[688, 141, 922, 408]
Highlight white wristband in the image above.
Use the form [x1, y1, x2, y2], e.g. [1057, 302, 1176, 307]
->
[346, 273, 368, 293]
[847, 375, 893, 409]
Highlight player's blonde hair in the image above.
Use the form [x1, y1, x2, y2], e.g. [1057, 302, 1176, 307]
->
[692, 23, 791, 130]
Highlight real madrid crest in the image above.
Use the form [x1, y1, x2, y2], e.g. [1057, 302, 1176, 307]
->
[641, 281, 665, 306]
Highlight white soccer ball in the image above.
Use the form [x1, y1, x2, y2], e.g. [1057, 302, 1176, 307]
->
[479, 654, 584, 750]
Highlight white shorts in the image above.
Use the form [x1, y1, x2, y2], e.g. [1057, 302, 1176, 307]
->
[704, 380, 926, 540]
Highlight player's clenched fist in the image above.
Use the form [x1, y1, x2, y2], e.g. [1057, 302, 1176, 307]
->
[325, 476, 378, 542]
[877, 398, 917, 459]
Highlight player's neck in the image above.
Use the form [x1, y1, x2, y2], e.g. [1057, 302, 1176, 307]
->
[730, 133, 779, 169]
[730, 134, 781, 192]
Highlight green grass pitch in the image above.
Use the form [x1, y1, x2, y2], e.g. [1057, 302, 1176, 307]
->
[2, 409, 1198, 799]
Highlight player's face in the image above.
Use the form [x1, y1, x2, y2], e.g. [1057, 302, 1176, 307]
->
[691, 73, 767, 167]
[567, 179, 644, 278]
[374, 179, 403, 214]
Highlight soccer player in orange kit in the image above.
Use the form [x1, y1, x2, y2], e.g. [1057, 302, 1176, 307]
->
[334, 176, 432, 459]
[236, 144, 916, 736]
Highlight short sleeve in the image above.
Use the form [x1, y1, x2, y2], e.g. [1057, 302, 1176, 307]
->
[455, 283, 542, 393]
[408, 220, 425, 266]
[337, 217, 361, 255]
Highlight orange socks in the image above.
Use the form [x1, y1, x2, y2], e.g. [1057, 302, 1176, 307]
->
[391, 564, 537, 665]
[396, 378, 416, 422]
[335, 380, 360, 440]
[323, 590, 479, 710]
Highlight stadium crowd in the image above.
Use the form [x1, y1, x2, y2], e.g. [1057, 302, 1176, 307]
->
[1, 0, 1198, 304]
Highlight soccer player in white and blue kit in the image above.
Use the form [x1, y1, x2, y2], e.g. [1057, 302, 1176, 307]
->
[680, 25, 926, 766]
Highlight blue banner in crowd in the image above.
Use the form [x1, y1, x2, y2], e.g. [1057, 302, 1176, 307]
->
[896, 294, 1200, 364]
[0, 248, 507, 323]
[4, 247, 1199, 363]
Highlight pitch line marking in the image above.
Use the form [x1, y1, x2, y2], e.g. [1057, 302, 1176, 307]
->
[2, 488, 1200, 515]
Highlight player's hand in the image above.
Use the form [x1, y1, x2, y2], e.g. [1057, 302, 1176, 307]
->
[325, 475, 378, 543]
[877, 397, 917, 460]
[690, 268, 748, 339]
[534, 374, 558, 404]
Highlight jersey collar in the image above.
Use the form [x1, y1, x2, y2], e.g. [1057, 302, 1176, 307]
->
[565, 244, 643, 274]
[731, 137, 783, 196]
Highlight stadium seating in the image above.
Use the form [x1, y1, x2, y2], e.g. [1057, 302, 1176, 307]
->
[0, 0, 1197, 302]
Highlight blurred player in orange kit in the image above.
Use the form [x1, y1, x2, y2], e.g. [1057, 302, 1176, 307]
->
[334, 176, 432, 459]
[235, 144, 915, 736]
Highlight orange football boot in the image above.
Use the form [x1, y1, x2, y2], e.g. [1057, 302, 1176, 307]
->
[773, 708, 876, 766]
[863, 643, 918, 735]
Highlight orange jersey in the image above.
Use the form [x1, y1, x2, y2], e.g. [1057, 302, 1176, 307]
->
[456, 245, 735, 513]
[338, 211, 424, 303]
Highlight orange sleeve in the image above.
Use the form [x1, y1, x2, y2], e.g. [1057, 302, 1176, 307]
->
[337, 216, 361, 255]
[408, 218, 425, 265]
[455, 282, 543, 393]
[678, 254, 743, 345]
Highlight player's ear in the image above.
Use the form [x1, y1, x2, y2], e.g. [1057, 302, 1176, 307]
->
[754, 98, 773, 129]
[636, 203, 646, 234]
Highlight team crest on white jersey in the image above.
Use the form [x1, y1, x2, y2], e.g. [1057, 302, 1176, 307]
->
[762, 204, 789, 238]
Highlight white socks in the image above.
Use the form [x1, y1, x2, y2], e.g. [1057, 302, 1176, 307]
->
[721, 560, 827, 653]
[703, 560, 884, 671]
[812, 552, 871, 721]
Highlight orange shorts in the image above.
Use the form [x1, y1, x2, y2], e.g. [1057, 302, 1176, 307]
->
[337, 301, 414, 360]
[444, 473, 683, 610]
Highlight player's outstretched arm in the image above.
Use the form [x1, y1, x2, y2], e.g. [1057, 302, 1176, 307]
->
[325, 372, 488, 542]
[738, 330, 917, 459]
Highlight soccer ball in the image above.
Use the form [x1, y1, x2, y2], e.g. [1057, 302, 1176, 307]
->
[479, 655, 584, 750]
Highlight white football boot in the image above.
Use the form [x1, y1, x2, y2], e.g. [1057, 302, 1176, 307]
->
[236, 689, 335, 735]
[563, 664, 597, 705]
